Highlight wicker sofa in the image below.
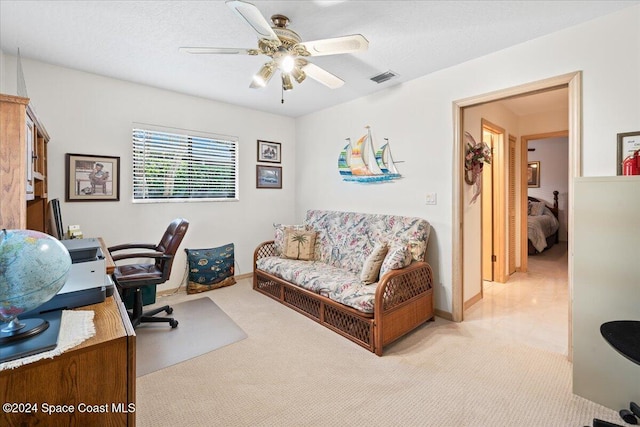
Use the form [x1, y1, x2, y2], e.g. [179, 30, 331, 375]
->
[253, 209, 434, 356]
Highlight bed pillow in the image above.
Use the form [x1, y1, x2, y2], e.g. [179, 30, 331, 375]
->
[360, 243, 389, 284]
[530, 201, 546, 216]
[282, 229, 317, 261]
[274, 224, 308, 256]
[380, 245, 413, 277]
[185, 243, 236, 294]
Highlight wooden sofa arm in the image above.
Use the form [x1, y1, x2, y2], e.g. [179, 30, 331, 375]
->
[254, 240, 276, 266]
[374, 261, 434, 313]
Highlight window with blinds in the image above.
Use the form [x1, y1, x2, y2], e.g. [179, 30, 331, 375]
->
[132, 126, 238, 202]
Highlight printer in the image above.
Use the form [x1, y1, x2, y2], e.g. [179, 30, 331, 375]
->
[21, 238, 110, 317]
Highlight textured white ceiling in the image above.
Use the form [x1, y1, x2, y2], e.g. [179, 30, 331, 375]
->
[1, 1, 637, 117]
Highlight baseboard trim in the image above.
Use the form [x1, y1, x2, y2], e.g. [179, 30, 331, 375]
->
[463, 292, 482, 311]
[157, 273, 252, 297]
[434, 308, 454, 321]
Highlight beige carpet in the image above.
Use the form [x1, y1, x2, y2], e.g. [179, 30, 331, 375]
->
[136, 278, 621, 426]
[135, 297, 247, 377]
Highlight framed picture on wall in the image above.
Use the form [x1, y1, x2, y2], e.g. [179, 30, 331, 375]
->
[257, 140, 281, 163]
[256, 165, 282, 189]
[527, 161, 540, 188]
[65, 153, 120, 201]
[617, 131, 640, 175]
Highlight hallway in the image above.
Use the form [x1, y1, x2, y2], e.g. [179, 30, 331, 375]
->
[464, 242, 569, 355]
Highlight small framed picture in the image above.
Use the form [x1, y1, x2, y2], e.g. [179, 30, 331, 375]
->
[256, 165, 282, 189]
[617, 131, 640, 175]
[527, 161, 540, 188]
[66, 153, 120, 201]
[257, 140, 281, 163]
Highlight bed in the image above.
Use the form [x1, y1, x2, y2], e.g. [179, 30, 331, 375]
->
[527, 190, 560, 255]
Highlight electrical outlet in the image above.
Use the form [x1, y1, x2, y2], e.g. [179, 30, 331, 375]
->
[425, 192, 437, 205]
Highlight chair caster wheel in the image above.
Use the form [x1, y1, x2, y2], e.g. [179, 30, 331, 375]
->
[170, 320, 178, 328]
[166, 307, 173, 315]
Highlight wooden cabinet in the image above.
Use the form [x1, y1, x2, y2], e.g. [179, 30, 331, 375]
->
[0, 291, 137, 426]
[0, 93, 50, 232]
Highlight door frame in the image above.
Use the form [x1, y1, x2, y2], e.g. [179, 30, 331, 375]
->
[451, 71, 581, 357]
[481, 120, 507, 284]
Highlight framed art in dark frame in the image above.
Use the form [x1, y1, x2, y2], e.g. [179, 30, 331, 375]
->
[256, 165, 282, 189]
[257, 140, 281, 163]
[527, 161, 540, 188]
[65, 153, 120, 201]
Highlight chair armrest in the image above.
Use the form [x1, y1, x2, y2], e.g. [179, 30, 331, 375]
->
[254, 241, 276, 267]
[111, 251, 169, 262]
[108, 243, 157, 253]
[374, 261, 434, 313]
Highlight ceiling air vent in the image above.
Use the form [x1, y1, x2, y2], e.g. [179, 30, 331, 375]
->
[370, 70, 398, 84]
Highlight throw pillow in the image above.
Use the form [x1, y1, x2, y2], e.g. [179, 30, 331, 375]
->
[408, 239, 427, 262]
[185, 243, 236, 294]
[360, 243, 389, 284]
[530, 201, 546, 216]
[380, 245, 413, 277]
[273, 224, 308, 256]
[282, 229, 317, 261]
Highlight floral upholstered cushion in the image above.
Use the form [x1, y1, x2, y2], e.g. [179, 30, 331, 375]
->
[380, 245, 413, 277]
[282, 229, 316, 261]
[305, 210, 430, 275]
[360, 243, 388, 284]
[256, 257, 378, 313]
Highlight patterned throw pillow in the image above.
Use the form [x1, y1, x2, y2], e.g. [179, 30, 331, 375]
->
[282, 229, 317, 261]
[273, 224, 308, 256]
[360, 243, 389, 284]
[380, 245, 413, 277]
[408, 239, 427, 262]
[530, 201, 546, 216]
[185, 243, 236, 294]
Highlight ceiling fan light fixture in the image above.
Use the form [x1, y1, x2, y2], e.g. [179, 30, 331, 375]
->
[280, 55, 295, 73]
[252, 62, 275, 88]
[281, 73, 294, 91]
[291, 66, 306, 84]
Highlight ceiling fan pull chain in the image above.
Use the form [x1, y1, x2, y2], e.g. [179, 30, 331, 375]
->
[281, 83, 285, 104]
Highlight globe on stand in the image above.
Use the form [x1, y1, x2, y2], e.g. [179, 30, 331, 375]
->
[0, 229, 72, 343]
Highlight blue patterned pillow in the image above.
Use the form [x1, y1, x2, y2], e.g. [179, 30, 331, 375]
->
[185, 243, 236, 294]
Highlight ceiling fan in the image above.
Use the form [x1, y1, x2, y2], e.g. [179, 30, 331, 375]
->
[179, 0, 369, 92]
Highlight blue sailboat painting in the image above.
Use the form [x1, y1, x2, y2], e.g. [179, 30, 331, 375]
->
[338, 126, 401, 183]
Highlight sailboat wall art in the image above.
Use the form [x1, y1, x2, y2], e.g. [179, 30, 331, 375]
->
[338, 126, 402, 183]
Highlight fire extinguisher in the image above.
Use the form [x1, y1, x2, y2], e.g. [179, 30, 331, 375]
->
[622, 149, 640, 175]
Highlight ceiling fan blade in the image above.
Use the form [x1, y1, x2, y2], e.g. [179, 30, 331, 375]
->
[297, 34, 369, 57]
[179, 47, 258, 55]
[225, 0, 280, 42]
[301, 63, 344, 89]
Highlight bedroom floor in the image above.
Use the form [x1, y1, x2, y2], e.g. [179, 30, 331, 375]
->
[464, 241, 569, 355]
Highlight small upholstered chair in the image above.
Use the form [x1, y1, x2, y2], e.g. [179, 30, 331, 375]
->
[108, 218, 189, 328]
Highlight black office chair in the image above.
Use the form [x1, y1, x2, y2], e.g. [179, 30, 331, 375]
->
[108, 218, 189, 328]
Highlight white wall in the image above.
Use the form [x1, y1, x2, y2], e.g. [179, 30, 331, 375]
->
[462, 103, 519, 303]
[295, 5, 639, 317]
[1, 56, 296, 290]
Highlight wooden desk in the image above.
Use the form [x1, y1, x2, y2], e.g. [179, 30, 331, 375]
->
[0, 291, 136, 426]
[99, 236, 116, 275]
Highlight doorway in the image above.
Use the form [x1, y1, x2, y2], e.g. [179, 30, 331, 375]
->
[452, 71, 582, 358]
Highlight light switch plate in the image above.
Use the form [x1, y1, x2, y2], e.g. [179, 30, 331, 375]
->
[425, 193, 437, 205]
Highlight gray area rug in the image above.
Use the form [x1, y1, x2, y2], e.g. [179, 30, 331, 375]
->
[135, 297, 247, 377]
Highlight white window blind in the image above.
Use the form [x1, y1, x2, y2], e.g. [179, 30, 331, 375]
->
[132, 126, 238, 202]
